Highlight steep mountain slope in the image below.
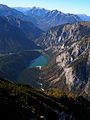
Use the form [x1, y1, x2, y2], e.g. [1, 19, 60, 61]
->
[15, 7, 81, 31]
[36, 22, 90, 100]
[0, 4, 41, 31]
[4, 15, 43, 40]
[36, 22, 90, 52]
[0, 4, 43, 40]
[0, 78, 90, 120]
[0, 16, 38, 53]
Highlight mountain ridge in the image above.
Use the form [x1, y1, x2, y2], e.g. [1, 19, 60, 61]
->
[0, 4, 80, 31]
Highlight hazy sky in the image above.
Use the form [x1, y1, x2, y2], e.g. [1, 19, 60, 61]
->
[0, 0, 90, 15]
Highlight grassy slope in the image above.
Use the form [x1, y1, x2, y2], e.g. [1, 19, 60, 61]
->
[0, 78, 90, 120]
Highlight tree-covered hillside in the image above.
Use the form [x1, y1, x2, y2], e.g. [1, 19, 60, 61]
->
[0, 78, 90, 120]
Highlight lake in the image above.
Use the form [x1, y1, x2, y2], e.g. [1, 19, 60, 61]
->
[30, 54, 49, 67]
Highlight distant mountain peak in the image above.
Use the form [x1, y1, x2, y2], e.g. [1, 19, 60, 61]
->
[0, 4, 10, 9]
[77, 14, 90, 21]
[0, 4, 81, 31]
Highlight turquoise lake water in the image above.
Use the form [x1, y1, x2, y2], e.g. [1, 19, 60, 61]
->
[30, 54, 49, 67]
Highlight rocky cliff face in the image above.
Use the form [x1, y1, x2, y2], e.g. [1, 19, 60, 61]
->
[37, 22, 90, 100]
[56, 37, 90, 90]
[36, 22, 90, 52]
